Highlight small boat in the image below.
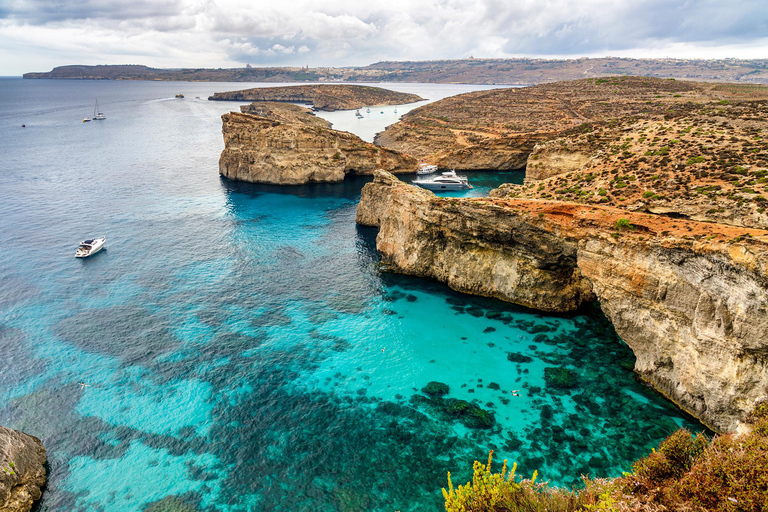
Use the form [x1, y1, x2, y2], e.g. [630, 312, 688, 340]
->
[175, 94, 184, 99]
[75, 237, 106, 258]
[394, 108, 398, 113]
[366, 108, 370, 113]
[82, 117, 91, 123]
[355, 110, 363, 118]
[417, 163, 438, 175]
[92, 99, 106, 120]
[412, 170, 472, 191]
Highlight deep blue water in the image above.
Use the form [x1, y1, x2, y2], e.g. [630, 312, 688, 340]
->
[0, 78, 705, 512]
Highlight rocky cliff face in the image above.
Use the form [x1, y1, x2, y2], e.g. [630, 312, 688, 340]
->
[0, 426, 46, 512]
[356, 172, 596, 312]
[219, 104, 417, 185]
[209, 84, 423, 111]
[358, 171, 768, 432]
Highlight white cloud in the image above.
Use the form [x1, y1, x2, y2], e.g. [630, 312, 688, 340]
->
[1, 0, 767, 74]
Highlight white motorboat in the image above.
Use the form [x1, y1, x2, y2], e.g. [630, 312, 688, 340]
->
[82, 117, 91, 123]
[366, 108, 371, 113]
[92, 99, 106, 120]
[417, 163, 438, 175]
[75, 237, 106, 258]
[412, 170, 472, 191]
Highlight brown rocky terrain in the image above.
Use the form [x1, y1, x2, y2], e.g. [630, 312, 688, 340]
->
[219, 102, 416, 185]
[0, 426, 46, 512]
[209, 84, 422, 111]
[491, 97, 768, 229]
[375, 77, 768, 168]
[357, 170, 768, 432]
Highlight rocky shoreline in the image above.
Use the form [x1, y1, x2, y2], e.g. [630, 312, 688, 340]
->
[218, 102, 416, 185]
[357, 170, 768, 432]
[216, 77, 768, 433]
[209, 84, 423, 111]
[0, 426, 46, 512]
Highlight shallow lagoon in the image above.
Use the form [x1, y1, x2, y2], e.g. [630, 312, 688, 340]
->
[0, 78, 705, 511]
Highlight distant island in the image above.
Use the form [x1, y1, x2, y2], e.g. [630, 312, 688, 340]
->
[208, 84, 423, 111]
[22, 58, 768, 85]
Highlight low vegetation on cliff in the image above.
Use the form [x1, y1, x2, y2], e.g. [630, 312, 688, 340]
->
[443, 402, 768, 511]
[209, 84, 423, 111]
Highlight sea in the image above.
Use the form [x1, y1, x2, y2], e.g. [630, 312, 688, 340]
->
[0, 78, 706, 511]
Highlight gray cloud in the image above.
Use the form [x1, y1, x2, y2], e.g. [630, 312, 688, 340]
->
[1, 0, 766, 74]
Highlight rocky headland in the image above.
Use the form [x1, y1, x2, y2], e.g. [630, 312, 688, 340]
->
[209, 84, 423, 111]
[219, 102, 416, 185]
[360, 79, 768, 434]
[358, 170, 768, 432]
[0, 426, 46, 512]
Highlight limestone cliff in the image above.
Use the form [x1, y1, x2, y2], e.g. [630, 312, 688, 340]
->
[357, 170, 768, 432]
[209, 84, 423, 111]
[219, 103, 417, 185]
[356, 172, 596, 312]
[0, 426, 46, 512]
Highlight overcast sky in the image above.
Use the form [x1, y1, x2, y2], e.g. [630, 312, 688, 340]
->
[1, 0, 767, 75]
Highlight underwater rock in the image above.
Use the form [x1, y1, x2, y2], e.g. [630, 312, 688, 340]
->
[0, 426, 46, 512]
[143, 496, 200, 512]
[421, 381, 450, 398]
[444, 399, 496, 429]
[507, 352, 533, 364]
[487, 382, 501, 390]
[544, 367, 578, 389]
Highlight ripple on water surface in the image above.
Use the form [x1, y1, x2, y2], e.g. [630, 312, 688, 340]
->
[0, 79, 707, 512]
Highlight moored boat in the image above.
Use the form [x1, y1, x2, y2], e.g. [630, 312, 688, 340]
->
[92, 99, 106, 120]
[75, 237, 106, 258]
[411, 170, 472, 191]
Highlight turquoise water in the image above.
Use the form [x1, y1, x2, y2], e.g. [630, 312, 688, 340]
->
[0, 78, 705, 511]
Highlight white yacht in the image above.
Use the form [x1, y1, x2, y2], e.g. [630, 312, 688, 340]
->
[417, 163, 438, 175]
[92, 100, 106, 120]
[75, 237, 106, 258]
[412, 170, 472, 191]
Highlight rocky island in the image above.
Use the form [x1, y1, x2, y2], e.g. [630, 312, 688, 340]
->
[357, 77, 768, 434]
[0, 426, 46, 512]
[209, 84, 423, 111]
[219, 102, 416, 185]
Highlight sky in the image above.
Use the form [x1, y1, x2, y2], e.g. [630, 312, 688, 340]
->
[1, 0, 767, 75]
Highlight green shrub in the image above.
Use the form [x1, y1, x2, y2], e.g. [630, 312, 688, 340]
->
[443, 452, 583, 512]
[615, 218, 634, 230]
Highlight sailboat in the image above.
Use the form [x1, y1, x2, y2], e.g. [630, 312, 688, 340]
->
[92, 100, 106, 120]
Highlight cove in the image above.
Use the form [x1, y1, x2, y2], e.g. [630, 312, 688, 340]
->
[0, 78, 706, 511]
